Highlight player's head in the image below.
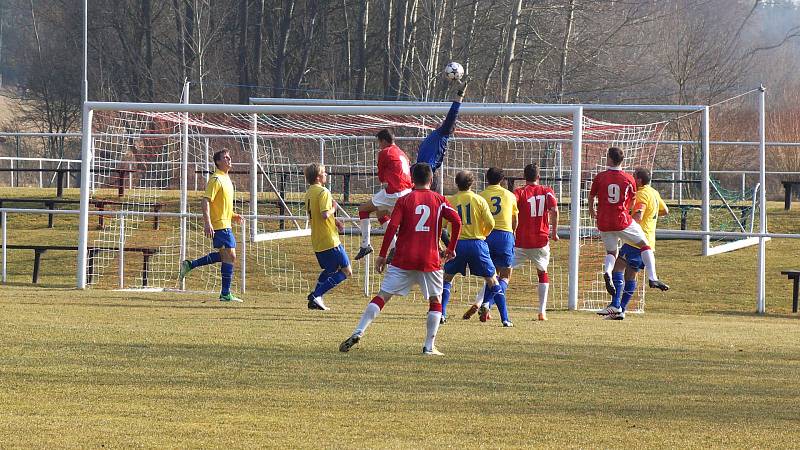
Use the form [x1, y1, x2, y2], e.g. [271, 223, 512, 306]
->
[634, 167, 651, 187]
[523, 163, 540, 183]
[213, 149, 232, 171]
[411, 162, 433, 187]
[486, 167, 504, 186]
[304, 163, 326, 185]
[607, 147, 624, 167]
[375, 129, 394, 148]
[455, 170, 475, 191]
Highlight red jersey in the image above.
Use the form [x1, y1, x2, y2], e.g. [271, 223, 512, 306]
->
[589, 168, 636, 232]
[514, 184, 557, 249]
[377, 144, 413, 194]
[380, 189, 461, 272]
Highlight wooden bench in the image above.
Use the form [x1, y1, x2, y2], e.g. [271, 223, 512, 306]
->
[5, 244, 159, 286]
[0, 198, 163, 230]
[0, 167, 136, 197]
[781, 270, 800, 313]
[781, 181, 800, 210]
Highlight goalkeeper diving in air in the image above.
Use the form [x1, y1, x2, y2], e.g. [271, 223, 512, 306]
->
[416, 77, 469, 176]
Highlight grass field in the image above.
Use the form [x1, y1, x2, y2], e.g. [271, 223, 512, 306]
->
[1, 187, 800, 447]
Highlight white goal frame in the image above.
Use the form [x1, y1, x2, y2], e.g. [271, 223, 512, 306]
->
[77, 100, 729, 312]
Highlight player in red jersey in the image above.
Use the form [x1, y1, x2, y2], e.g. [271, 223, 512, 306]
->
[588, 147, 668, 306]
[512, 163, 559, 321]
[354, 128, 414, 261]
[340, 162, 462, 356]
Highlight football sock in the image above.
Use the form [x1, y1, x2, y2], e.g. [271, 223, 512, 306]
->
[499, 278, 509, 293]
[441, 282, 452, 317]
[611, 271, 624, 308]
[640, 247, 658, 281]
[621, 280, 637, 312]
[220, 262, 234, 296]
[538, 283, 549, 313]
[483, 283, 496, 309]
[474, 284, 486, 307]
[359, 211, 371, 247]
[603, 253, 616, 276]
[191, 252, 220, 268]
[355, 296, 385, 336]
[425, 302, 443, 350]
[313, 270, 347, 298]
[491, 284, 509, 323]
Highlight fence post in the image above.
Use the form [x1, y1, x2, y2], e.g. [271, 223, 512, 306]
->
[677, 143, 684, 204]
[9, 158, 14, 188]
[671, 172, 675, 200]
[2, 211, 6, 283]
[241, 219, 247, 294]
[39, 159, 43, 188]
[118, 215, 126, 289]
[66, 162, 71, 189]
[741, 172, 746, 200]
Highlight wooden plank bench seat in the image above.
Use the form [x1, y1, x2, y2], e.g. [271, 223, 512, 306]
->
[781, 270, 800, 313]
[4, 244, 159, 286]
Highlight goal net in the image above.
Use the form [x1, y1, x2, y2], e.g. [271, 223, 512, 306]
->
[80, 102, 665, 313]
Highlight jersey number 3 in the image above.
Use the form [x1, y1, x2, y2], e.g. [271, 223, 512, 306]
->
[415, 205, 431, 232]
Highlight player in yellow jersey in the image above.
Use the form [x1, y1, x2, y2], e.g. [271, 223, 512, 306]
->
[179, 149, 244, 302]
[441, 171, 512, 327]
[462, 168, 518, 322]
[604, 168, 668, 320]
[304, 163, 352, 311]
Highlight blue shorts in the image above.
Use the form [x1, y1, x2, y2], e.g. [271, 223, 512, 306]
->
[485, 230, 515, 269]
[619, 244, 644, 271]
[444, 239, 496, 278]
[315, 244, 350, 273]
[213, 228, 236, 249]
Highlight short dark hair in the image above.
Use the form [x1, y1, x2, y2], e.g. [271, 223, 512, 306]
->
[634, 168, 651, 185]
[455, 170, 475, 191]
[607, 147, 624, 166]
[523, 163, 540, 182]
[411, 162, 433, 185]
[213, 149, 229, 168]
[486, 167, 504, 185]
[375, 128, 394, 144]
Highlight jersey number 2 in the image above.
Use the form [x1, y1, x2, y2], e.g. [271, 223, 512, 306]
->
[415, 205, 431, 232]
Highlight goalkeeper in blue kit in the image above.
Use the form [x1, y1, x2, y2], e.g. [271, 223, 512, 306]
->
[415, 78, 468, 174]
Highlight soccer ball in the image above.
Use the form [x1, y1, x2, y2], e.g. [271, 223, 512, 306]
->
[444, 62, 464, 81]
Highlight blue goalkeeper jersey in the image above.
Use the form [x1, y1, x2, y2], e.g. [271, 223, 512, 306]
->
[416, 101, 461, 172]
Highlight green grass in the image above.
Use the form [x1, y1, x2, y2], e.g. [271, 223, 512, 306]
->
[0, 288, 798, 448]
[2, 187, 800, 447]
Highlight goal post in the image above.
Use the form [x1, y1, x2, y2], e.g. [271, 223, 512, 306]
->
[76, 99, 703, 312]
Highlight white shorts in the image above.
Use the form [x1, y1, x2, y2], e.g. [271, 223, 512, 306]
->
[380, 265, 444, 299]
[372, 188, 412, 210]
[513, 245, 550, 272]
[599, 221, 648, 253]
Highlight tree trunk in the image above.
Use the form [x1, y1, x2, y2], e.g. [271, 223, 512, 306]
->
[141, 0, 154, 101]
[557, 0, 576, 103]
[462, 0, 479, 77]
[251, 0, 265, 93]
[237, 0, 250, 103]
[293, 0, 321, 92]
[273, 0, 295, 97]
[340, 0, 353, 94]
[171, 0, 187, 81]
[382, 0, 393, 99]
[389, 0, 409, 99]
[501, 0, 522, 102]
[356, 0, 369, 98]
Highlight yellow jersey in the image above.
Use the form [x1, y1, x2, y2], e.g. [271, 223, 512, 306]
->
[204, 170, 235, 230]
[448, 190, 495, 240]
[305, 184, 341, 253]
[630, 184, 667, 250]
[479, 184, 518, 233]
